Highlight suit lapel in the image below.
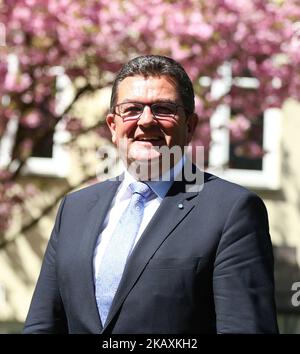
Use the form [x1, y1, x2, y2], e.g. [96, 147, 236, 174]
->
[101, 178, 199, 332]
[78, 179, 121, 333]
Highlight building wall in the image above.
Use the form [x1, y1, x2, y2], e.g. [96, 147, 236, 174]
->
[0, 97, 299, 333]
[261, 100, 300, 331]
[264, 99, 300, 263]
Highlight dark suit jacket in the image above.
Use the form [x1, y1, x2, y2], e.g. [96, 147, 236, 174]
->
[23, 170, 279, 334]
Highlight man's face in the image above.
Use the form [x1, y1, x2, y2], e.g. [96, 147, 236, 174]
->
[106, 75, 197, 174]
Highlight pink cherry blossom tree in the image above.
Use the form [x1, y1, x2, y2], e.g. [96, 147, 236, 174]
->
[0, 0, 300, 239]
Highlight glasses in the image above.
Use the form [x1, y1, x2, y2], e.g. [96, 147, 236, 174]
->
[113, 101, 185, 122]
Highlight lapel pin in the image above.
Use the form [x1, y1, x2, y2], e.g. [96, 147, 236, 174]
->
[178, 203, 184, 209]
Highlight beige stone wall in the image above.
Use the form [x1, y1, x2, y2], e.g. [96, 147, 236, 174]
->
[0, 87, 121, 329]
[262, 99, 300, 266]
[0, 179, 68, 323]
[0, 94, 299, 331]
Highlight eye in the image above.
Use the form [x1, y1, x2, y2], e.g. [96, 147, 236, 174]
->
[120, 104, 143, 117]
[153, 103, 176, 116]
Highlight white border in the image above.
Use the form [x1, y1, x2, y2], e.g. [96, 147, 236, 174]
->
[205, 62, 282, 190]
[207, 108, 282, 190]
[0, 59, 72, 178]
[21, 123, 71, 178]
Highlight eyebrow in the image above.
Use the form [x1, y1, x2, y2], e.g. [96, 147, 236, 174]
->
[119, 98, 180, 104]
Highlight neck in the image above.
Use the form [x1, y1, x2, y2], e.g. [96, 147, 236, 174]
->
[124, 155, 185, 182]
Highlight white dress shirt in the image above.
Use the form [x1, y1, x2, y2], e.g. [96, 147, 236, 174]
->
[93, 158, 185, 281]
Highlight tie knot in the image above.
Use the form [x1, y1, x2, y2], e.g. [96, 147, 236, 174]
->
[129, 181, 153, 199]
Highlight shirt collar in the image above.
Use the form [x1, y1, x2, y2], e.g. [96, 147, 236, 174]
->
[122, 156, 186, 200]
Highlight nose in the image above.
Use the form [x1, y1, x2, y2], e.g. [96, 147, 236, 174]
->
[137, 105, 157, 127]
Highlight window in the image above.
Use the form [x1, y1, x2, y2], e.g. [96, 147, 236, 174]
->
[20, 121, 71, 178]
[0, 58, 71, 178]
[204, 63, 282, 190]
[0, 115, 70, 178]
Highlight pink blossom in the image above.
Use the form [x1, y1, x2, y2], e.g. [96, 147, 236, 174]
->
[20, 111, 41, 128]
[4, 72, 32, 92]
[1, 0, 300, 232]
[246, 142, 264, 159]
[229, 114, 251, 142]
[65, 117, 83, 135]
[12, 6, 31, 22]
[0, 59, 8, 93]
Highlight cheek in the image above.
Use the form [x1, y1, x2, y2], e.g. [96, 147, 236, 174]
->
[161, 122, 187, 142]
[159, 120, 178, 130]
[116, 121, 137, 138]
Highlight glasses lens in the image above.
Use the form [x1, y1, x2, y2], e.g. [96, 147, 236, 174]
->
[152, 103, 177, 117]
[117, 103, 143, 119]
[115, 102, 179, 120]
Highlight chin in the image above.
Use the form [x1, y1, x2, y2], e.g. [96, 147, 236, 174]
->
[129, 145, 162, 162]
[126, 148, 163, 180]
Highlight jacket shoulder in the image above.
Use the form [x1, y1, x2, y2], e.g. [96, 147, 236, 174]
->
[203, 171, 262, 201]
[65, 178, 120, 203]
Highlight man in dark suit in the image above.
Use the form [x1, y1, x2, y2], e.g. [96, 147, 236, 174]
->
[24, 55, 278, 334]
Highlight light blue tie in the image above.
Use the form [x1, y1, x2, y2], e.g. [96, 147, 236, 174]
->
[95, 181, 153, 326]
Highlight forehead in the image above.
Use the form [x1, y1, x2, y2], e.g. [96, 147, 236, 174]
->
[116, 75, 180, 103]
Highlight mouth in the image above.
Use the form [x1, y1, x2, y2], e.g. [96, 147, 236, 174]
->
[134, 136, 164, 144]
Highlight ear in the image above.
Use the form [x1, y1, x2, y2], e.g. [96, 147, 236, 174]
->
[106, 113, 117, 144]
[186, 113, 198, 144]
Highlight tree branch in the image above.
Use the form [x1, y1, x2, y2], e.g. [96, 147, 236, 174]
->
[7, 83, 98, 181]
[0, 172, 102, 250]
[65, 119, 107, 145]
